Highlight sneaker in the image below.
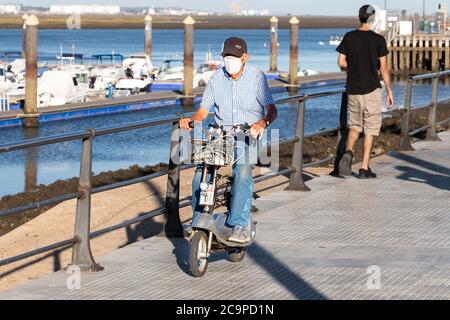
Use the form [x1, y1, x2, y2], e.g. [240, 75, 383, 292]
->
[339, 150, 354, 176]
[357, 168, 377, 179]
[228, 225, 250, 244]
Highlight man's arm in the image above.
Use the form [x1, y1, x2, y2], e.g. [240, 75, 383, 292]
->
[252, 104, 277, 129]
[180, 77, 215, 131]
[251, 72, 278, 138]
[337, 53, 348, 71]
[179, 108, 209, 131]
[379, 55, 394, 107]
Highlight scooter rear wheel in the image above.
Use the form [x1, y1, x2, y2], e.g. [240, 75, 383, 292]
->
[228, 247, 247, 262]
[189, 231, 209, 277]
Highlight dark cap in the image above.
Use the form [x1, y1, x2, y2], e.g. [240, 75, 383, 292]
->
[359, 5, 375, 23]
[220, 37, 248, 57]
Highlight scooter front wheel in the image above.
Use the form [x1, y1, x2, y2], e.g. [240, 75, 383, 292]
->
[228, 247, 247, 262]
[189, 231, 209, 277]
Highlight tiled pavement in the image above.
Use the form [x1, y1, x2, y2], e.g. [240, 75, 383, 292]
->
[1, 131, 449, 300]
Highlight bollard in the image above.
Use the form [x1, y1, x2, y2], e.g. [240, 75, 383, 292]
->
[183, 16, 195, 107]
[164, 122, 184, 237]
[398, 79, 414, 151]
[269, 16, 278, 73]
[286, 98, 310, 191]
[426, 77, 440, 141]
[289, 16, 299, 91]
[144, 15, 152, 58]
[23, 15, 39, 128]
[70, 130, 103, 271]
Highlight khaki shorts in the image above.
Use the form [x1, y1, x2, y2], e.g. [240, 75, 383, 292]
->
[348, 88, 382, 137]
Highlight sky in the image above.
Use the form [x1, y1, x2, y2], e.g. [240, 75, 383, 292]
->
[2, 0, 448, 15]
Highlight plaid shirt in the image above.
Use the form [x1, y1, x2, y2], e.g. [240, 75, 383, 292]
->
[199, 64, 274, 128]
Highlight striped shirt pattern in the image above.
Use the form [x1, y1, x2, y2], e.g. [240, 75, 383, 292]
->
[200, 64, 274, 127]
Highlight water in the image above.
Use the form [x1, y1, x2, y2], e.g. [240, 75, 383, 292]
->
[0, 28, 449, 198]
[0, 28, 349, 72]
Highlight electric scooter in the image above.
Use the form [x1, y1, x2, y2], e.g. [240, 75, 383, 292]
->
[187, 122, 257, 277]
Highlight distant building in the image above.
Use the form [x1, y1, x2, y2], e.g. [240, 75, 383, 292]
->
[49, 5, 121, 15]
[437, 3, 448, 32]
[239, 9, 269, 16]
[0, 4, 22, 15]
[149, 7, 212, 16]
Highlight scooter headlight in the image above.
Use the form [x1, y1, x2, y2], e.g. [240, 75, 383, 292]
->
[200, 182, 209, 191]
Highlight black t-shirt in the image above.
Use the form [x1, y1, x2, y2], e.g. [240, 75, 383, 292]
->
[336, 30, 389, 95]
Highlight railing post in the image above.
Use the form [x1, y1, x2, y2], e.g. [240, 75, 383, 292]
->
[286, 98, 310, 191]
[183, 16, 195, 107]
[70, 129, 103, 271]
[398, 79, 415, 151]
[269, 16, 278, 73]
[426, 76, 440, 141]
[164, 122, 183, 237]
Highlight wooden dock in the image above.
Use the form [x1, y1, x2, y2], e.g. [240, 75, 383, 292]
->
[388, 33, 450, 75]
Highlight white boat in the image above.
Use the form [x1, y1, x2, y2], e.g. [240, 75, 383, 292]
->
[8, 58, 25, 78]
[0, 63, 19, 93]
[329, 35, 343, 46]
[53, 64, 91, 90]
[115, 54, 154, 94]
[89, 66, 124, 91]
[194, 61, 222, 87]
[155, 58, 222, 87]
[156, 59, 184, 81]
[319, 41, 325, 46]
[38, 70, 87, 107]
[298, 69, 320, 77]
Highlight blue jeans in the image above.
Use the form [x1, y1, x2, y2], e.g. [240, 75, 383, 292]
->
[191, 141, 255, 228]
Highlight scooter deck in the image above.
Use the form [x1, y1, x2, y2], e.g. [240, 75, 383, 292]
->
[192, 212, 256, 248]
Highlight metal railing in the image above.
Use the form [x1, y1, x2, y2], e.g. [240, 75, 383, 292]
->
[398, 69, 450, 150]
[0, 70, 449, 270]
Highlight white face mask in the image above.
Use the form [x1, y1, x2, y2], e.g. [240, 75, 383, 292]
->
[223, 56, 243, 75]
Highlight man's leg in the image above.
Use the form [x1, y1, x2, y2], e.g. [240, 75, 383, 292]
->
[346, 128, 360, 152]
[339, 94, 363, 176]
[227, 163, 254, 228]
[361, 134, 374, 170]
[357, 89, 382, 178]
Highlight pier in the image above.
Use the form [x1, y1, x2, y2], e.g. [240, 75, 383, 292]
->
[0, 129, 449, 299]
[0, 70, 449, 299]
[385, 20, 450, 75]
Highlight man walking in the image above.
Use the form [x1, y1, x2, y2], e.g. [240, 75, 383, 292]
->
[180, 37, 277, 243]
[337, 5, 394, 178]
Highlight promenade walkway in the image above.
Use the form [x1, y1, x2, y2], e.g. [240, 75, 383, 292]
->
[1, 130, 449, 300]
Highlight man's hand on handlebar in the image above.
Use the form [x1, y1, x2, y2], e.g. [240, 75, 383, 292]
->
[180, 117, 194, 132]
[250, 119, 267, 140]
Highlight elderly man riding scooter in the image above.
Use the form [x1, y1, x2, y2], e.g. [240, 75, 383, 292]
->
[180, 37, 278, 243]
